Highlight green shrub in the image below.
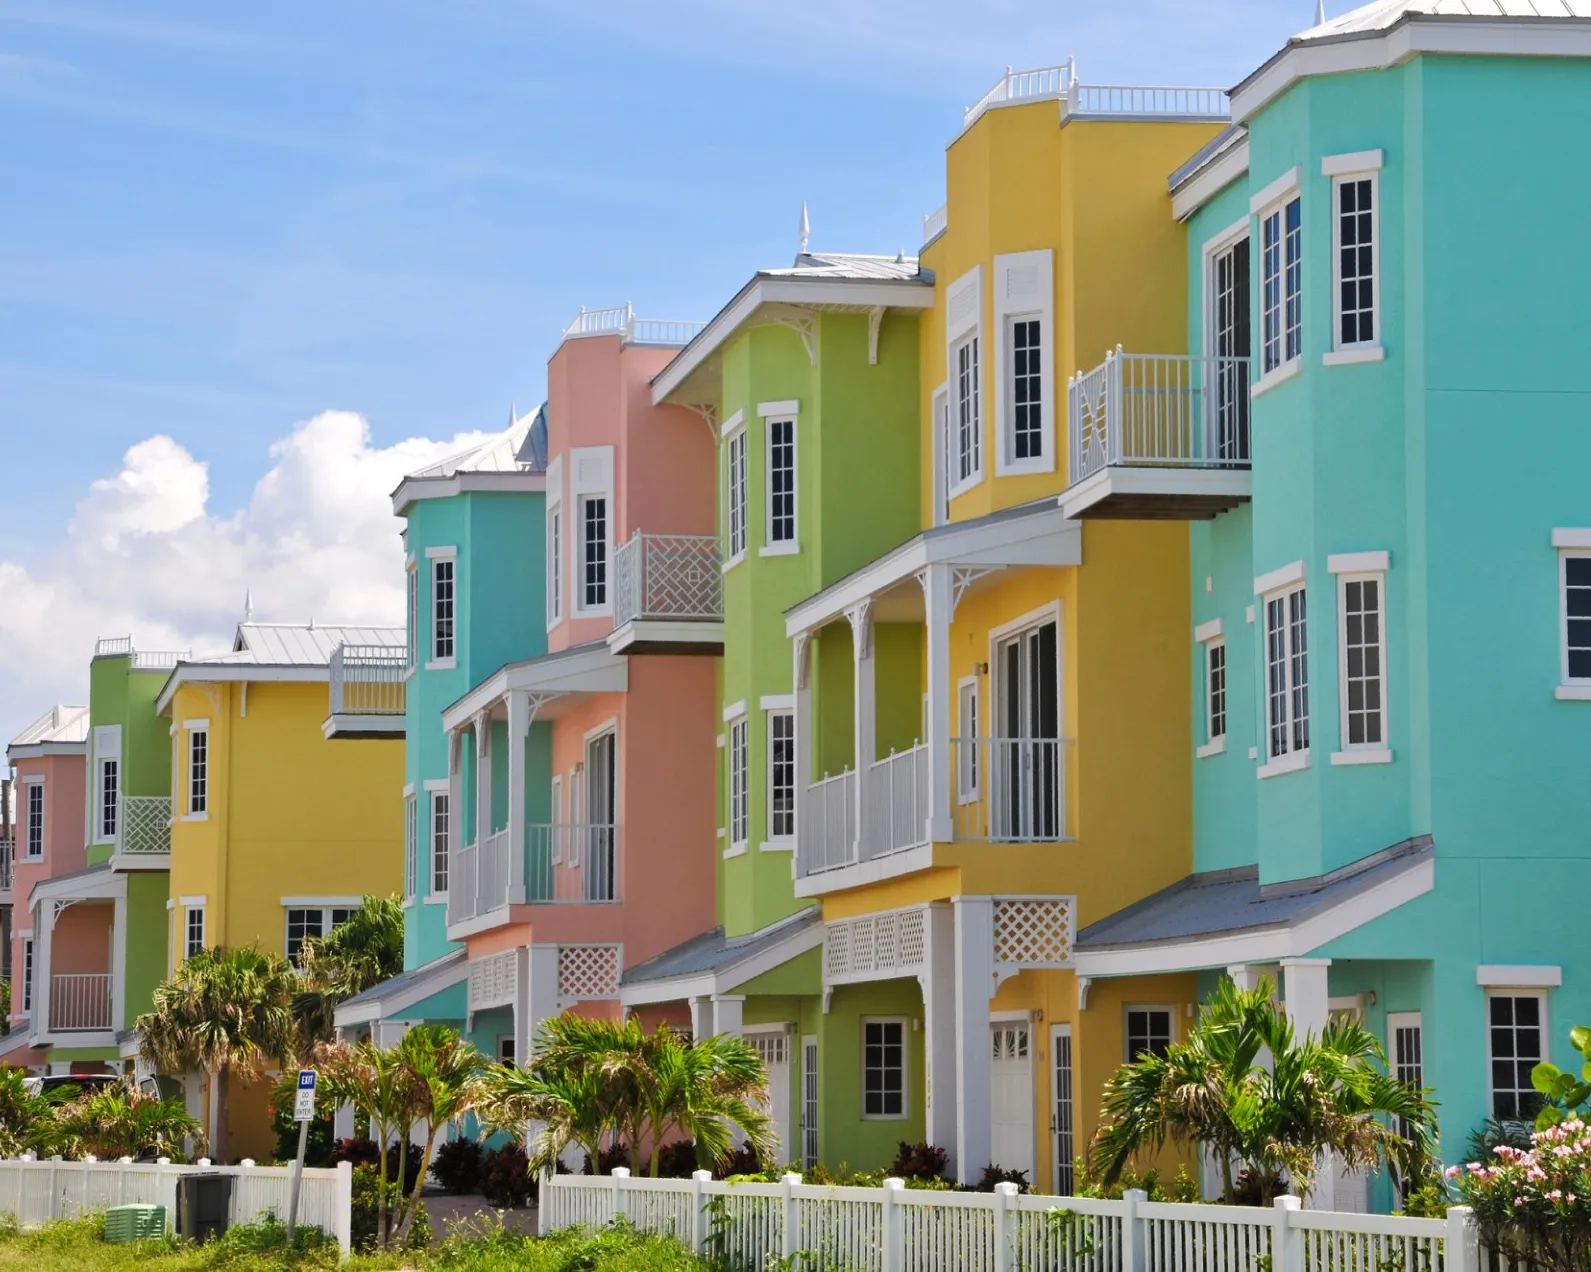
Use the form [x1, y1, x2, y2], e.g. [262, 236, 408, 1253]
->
[431, 1137, 485, 1193]
[478, 1143, 534, 1209]
[440, 1219, 702, 1272]
[350, 1164, 430, 1253]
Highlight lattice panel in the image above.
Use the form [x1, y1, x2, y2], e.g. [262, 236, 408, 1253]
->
[467, 950, 517, 1013]
[559, 944, 620, 1001]
[121, 796, 171, 855]
[992, 896, 1075, 968]
[823, 906, 928, 985]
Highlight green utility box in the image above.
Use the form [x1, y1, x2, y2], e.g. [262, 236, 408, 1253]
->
[103, 1204, 168, 1242]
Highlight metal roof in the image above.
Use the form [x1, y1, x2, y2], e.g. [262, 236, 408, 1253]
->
[622, 907, 822, 986]
[10, 704, 89, 748]
[337, 949, 467, 1010]
[405, 404, 547, 481]
[224, 623, 405, 666]
[758, 252, 921, 282]
[1297, 0, 1591, 40]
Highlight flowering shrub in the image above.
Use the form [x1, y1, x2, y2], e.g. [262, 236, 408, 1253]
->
[1448, 1119, 1591, 1271]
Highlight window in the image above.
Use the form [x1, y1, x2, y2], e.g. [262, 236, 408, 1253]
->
[956, 678, 980, 802]
[432, 557, 456, 662]
[767, 712, 794, 841]
[725, 428, 747, 563]
[1489, 993, 1545, 1121]
[580, 496, 607, 609]
[953, 334, 982, 487]
[185, 906, 206, 959]
[802, 1035, 819, 1169]
[728, 716, 749, 850]
[188, 728, 209, 815]
[1009, 317, 1043, 461]
[547, 507, 563, 624]
[431, 792, 450, 894]
[1339, 574, 1386, 750]
[1333, 175, 1377, 348]
[766, 415, 797, 548]
[1563, 551, 1591, 686]
[931, 385, 950, 526]
[20, 938, 33, 1014]
[1264, 585, 1309, 763]
[404, 794, 418, 901]
[498, 1035, 516, 1066]
[862, 1018, 906, 1119]
[1388, 1012, 1423, 1137]
[285, 906, 356, 965]
[24, 783, 43, 859]
[1261, 196, 1302, 374]
[1053, 1024, 1074, 1195]
[98, 759, 119, 842]
[1207, 642, 1227, 744]
[1125, 1007, 1174, 1061]
[406, 561, 418, 668]
[1209, 234, 1252, 459]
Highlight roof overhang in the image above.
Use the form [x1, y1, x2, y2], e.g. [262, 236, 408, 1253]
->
[618, 915, 825, 1008]
[651, 275, 934, 408]
[784, 501, 1082, 638]
[333, 951, 468, 1029]
[156, 663, 330, 715]
[391, 470, 546, 517]
[30, 868, 126, 907]
[322, 714, 406, 741]
[1232, 15, 1591, 125]
[1073, 848, 1434, 978]
[1172, 133, 1251, 223]
[441, 643, 628, 732]
[7, 742, 89, 762]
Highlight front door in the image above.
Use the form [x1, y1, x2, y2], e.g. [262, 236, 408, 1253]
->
[749, 1032, 791, 1165]
[584, 732, 616, 901]
[990, 1022, 1035, 1183]
[1051, 1024, 1074, 1195]
[994, 620, 1060, 840]
[1212, 237, 1252, 461]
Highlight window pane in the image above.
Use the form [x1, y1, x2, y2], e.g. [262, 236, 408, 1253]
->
[1011, 318, 1043, 461]
[582, 498, 607, 606]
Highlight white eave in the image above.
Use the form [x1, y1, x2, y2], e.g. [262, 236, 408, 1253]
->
[156, 663, 334, 715]
[440, 643, 629, 732]
[1172, 133, 1252, 222]
[391, 470, 547, 517]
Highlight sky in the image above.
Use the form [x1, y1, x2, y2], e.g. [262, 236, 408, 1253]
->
[0, 0, 1310, 747]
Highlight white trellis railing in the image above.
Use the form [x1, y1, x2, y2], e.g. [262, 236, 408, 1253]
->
[120, 796, 171, 855]
[613, 532, 723, 630]
[540, 1171, 1480, 1272]
[0, 1157, 352, 1255]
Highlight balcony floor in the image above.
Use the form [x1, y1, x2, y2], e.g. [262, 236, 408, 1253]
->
[1059, 465, 1251, 520]
[606, 619, 725, 656]
[321, 712, 407, 740]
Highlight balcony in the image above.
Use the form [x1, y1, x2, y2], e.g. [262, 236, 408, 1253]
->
[325, 644, 407, 739]
[117, 795, 171, 863]
[50, 973, 111, 1032]
[1061, 348, 1253, 519]
[447, 822, 622, 930]
[608, 532, 724, 655]
[950, 737, 1074, 842]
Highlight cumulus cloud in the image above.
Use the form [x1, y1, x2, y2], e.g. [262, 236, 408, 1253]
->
[0, 410, 490, 743]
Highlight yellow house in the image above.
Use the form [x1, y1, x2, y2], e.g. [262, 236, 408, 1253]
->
[783, 67, 1231, 1192]
[155, 621, 406, 1161]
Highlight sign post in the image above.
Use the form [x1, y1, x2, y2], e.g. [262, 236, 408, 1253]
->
[286, 1069, 317, 1243]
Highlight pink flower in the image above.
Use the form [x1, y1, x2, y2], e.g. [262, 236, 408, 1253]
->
[1444, 1166, 1461, 1180]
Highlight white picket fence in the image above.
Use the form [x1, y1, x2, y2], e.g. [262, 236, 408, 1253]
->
[541, 1169, 1481, 1272]
[0, 1157, 353, 1255]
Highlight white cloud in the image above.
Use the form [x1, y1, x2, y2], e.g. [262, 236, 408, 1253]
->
[0, 410, 489, 744]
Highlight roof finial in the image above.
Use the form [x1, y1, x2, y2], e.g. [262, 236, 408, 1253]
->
[243, 589, 253, 621]
[1314, 0, 1326, 24]
[509, 401, 517, 429]
[798, 202, 810, 257]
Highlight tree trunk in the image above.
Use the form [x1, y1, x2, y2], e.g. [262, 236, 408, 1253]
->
[214, 1062, 230, 1164]
[1220, 1145, 1235, 1204]
[394, 1129, 436, 1249]
[375, 1119, 390, 1252]
[392, 1134, 410, 1249]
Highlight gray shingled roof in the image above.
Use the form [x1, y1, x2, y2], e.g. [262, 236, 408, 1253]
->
[338, 949, 467, 1010]
[623, 908, 821, 986]
[1076, 839, 1433, 950]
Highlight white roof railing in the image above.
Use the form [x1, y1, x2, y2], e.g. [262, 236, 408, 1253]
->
[959, 58, 1229, 138]
[562, 304, 707, 348]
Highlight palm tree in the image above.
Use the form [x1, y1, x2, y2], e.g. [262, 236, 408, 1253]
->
[292, 897, 404, 1051]
[55, 1079, 202, 1161]
[0, 1067, 65, 1157]
[639, 1029, 776, 1176]
[390, 1026, 485, 1247]
[475, 1056, 616, 1178]
[1092, 977, 1435, 1204]
[312, 1038, 419, 1250]
[136, 945, 298, 1163]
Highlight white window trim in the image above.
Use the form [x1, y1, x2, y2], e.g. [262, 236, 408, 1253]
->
[93, 725, 122, 846]
[1477, 965, 1562, 988]
[930, 382, 950, 527]
[428, 785, 451, 898]
[1253, 174, 1303, 392]
[1256, 573, 1310, 777]
[760, 406, 800, 556]
[956, 676, 981, 804]
[1332, 562, 1392, 764]
[184, 902, 207, 960]
[764, 707, 795, 851]
[860, 1015, 910, 1121]
[20, 937, 34, 1014]
[1557, 537, 1591, 697]
[282, 901, 361, 962]
[1196, 628, 1228, 759]
[547, 504, 564, 631]
[574, 496, 613, 618]
[727, 711, 750, 853]
[21, 778, 44, 860]
[723, 418, 749, 571]
[945, 265, 985, 499]
[1123, 1003, 1177, 1061]
[404, 792, 418, 902]
[425, 549, 458, 671]
[184, 721, 211, 820]
[1484, 987, 1550, 1121]
[1326, 159, 1382, 362]
[992, 249, 1055, 477]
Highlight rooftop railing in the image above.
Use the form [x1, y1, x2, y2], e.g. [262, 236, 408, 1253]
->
[329, 643, 407, 717]
[963, 62, 1076, 129]
[94, 637, 191, 667]
[922, 204, 948, 244]
[562, 305, 707, 348]
[613, 532, 723, 629]
[959, 59, 1228, 138]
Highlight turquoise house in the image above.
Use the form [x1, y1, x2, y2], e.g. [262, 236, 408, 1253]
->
[332, 409, 550, 1066]
[1070, 0, 1591, 1209]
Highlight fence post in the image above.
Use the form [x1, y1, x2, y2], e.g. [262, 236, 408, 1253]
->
[688, 1169, 711, 1253]
[1444, 1206, 1478, 1272]
[154, 1158, 172, 1234]
[780, 1171, 801, 1260]
[535, 1169, 551, 1237]
[992, 1180, 1018, 1272]
[333, 1161, 353, 1259]
[610, 1167, 630, 1225]
[1272, 1194, 1301, 1272]
[880, 1178, 904, 1272]
[47, 1157, 59, 1224]
[1122, 1188, 1146, 1272]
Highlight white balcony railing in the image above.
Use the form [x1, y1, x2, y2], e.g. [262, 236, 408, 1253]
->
[49, 973, 111, 1032]
[799, 770, 857, 876]
[448, 841, 479, 928]
[1068, 84, 1229, 118]
[964, 62, 1075, 129]
[562, 305, 707, 348]
[526, 823, 620, 904]
[446, 830, 511, 927]
[120, 796, 171, 855]
[93, 636, 189, 668]
[865, 743, 931, 857]
[950, 737, 1074, 843]
[923, 204, 948, 243]
[1068, 348, 1253, 485]
[328, 643, 407, 717]
[613, 532, 723, 629]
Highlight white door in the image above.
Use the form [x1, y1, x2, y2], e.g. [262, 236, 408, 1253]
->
[990, 1022, 1034, 1182]
[750, 1033, 791, 1165]
[1051, 1024, 1075, 1195]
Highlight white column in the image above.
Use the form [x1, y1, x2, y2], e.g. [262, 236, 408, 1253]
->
[34, 903, 54, 1037]
[507, 693, 528, 903]
[474, 711, 492, 846]
[447, 727, 464, 859]
[1226, 963, 1262, 993]
[521, 944, 561, 1063]
[848, 604, 875, 856]
[1280, 957, 1334, 1209]
[689, 996, 715, 1041]
[110, 891, 127, 1034]
[793, 636, 813, 875]
[922, 565, 953, 843]
[711, 995, 745, 1039]
[920, 904, 958, 1159]
[952, 894, 995, 1185]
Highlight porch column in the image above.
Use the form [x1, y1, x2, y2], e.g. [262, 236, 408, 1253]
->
[1226, 963, 1262, 993]
[847, 603, 876, 857]
[922, 565, 953, 843]
[1280, 958, 1334, 1209]
[506, 693, 528, 903]
[689, 996, 715, 1041]
[792, 636, 813, 874]
[711, 995, 745, 1039]
[919, 904, 958, 1160]
[110, 890, 127, 1034]
[34, 903, 54, 1036]
[516, 944, 560, 1066]
[952, 894, 995, 1185]
[447, 727, 464, 883]
[474, 711, 492, 848]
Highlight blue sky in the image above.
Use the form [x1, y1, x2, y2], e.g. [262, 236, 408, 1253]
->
[0, 0, 1307, 741]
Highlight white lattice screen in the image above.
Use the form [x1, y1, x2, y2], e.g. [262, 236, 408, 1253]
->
[558, 944, 621, 1001]
[467, 950, 517, 1013]
[992, 896, 1075, 968]
[823, 907, 928, 984]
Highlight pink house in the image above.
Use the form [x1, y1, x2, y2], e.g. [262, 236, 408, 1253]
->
[1, 705, 90, 1071]
[440, 306, 721, 1061]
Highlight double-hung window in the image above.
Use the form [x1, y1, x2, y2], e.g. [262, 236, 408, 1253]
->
[24, 783, 43, 859]
[96, 725, 121, 844]
[187, 725, 209, 816]
[185, 904, 207, 960]
[945, 266, 983, 494]
[548, 507, 563, 624]
[431, 790, 450, 894]
[429, 552, 457, 665]
[1557, 532, 1591, 696]
[405, 559, 418, 669]
[862, 1018, 907, 1119]
[1195, 621, 1226, 758]
[1259, 184, 1302, 377]
[404, 792, 418, 901]
[580, 496, 607, 608]
[569, 447, 613, 614]
[20, 937, 33, 1014]
[994, 249, 1053, 474]
[1258, 565, 1309, 771]
[1330, 552, 1390, 760]
[956, 678, 980, 802]
[1324, 151, 1382, 360]
[725, 419, 748, 566]
[285, 905, 357, 965]
[728, 714, 749, 852]
[953, 335, 981, 486]
[761, 404, 798, 552]
[767, 711, 794, 842]
[1488, 991, 1546, 1121]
